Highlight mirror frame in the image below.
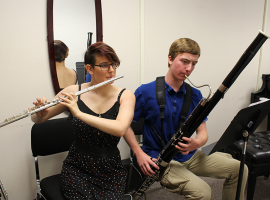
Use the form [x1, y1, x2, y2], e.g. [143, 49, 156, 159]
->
[47, 0, 103, 94]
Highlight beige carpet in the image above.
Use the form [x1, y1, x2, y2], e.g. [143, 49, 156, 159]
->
[130, 176, 270, 200]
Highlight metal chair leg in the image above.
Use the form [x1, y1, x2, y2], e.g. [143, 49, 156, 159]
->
[35, 189, 46, 200]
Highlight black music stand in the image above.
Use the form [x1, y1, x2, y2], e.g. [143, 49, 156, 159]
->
[205, 99, 270, 200]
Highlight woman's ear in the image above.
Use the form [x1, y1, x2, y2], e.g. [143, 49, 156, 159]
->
[65, 50, 69, 58]
[86, 64, 94, 75]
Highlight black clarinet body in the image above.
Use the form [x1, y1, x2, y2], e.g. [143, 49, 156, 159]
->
[132, 31, 269, 200]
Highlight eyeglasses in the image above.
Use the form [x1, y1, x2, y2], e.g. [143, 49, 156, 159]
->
[94, 62, 120, 71]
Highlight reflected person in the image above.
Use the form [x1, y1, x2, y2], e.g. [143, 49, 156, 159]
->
[54, 40, 77, 90]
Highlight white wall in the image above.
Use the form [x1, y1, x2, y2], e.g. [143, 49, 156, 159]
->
[54, 0, 97, 69]
[0, 0, 270, 199]
[0, 1, 53, 199]
[142, 0, 268, 144]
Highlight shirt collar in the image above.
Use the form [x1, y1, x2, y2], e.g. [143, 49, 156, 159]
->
[164, 81, 186, 95]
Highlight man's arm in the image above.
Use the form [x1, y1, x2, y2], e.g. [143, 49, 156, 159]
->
[175, 122, 208, 155]
[123, 126, 159, 176]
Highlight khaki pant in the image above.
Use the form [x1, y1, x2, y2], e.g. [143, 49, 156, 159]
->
[159, 150, 248, 200]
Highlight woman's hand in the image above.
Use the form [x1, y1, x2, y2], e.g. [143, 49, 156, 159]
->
[58, 92, 81, 117]
[30, 97, 49, 117]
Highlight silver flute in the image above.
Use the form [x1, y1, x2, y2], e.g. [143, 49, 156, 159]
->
[0, 75, 124, 128]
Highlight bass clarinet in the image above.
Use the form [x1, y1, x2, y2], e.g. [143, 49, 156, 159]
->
[132, 30, 269, 200]
[0, 75, 124, 128]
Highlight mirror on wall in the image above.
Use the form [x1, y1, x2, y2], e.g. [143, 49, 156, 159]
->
[47, 0, 103, 94]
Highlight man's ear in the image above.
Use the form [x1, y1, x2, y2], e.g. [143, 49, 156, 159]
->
[86, 64, 94, 75]
[168, 56, 173, 66]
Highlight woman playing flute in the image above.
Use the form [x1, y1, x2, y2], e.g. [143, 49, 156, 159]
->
[31, 42, 135, 200]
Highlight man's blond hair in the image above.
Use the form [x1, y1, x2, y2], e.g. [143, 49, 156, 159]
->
[168, 38, 200, 67]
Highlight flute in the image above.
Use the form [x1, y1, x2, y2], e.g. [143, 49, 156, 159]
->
[0, 75, 124, 128]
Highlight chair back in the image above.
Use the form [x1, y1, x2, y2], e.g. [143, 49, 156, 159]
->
[31, 117, 75, 157]
[126, 118, 146, 193]
[130, 118, 144, 136]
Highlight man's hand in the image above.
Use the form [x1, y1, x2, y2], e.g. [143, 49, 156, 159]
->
[135, 151, 159, 176]
[175, 122, 208, 155]
[175, 136, 201, 155]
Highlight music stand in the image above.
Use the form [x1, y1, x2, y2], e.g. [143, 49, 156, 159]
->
[206, 99, 270, 200]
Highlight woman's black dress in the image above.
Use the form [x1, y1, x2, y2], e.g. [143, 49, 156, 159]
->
[61, 87, 127, 200]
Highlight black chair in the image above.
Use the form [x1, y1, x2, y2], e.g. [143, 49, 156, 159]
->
[76, 62, 86, 84]
[125, 118, 151, 200]
[125, 118, 145, 191]
[31, 117, 133, 200]
[130, 118, 145, 157]
[225, 131, 270, 200]
[31, 117, 75, 200]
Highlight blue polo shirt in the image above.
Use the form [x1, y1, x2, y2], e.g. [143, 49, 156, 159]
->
[134, 80, 208, 162]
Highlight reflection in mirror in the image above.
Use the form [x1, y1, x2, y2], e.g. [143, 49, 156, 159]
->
[54, 0, 96, 72]
[54, 40, 77, 90]
[47, 0, 103, 94]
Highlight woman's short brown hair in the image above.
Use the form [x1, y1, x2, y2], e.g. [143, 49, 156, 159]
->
[84, 42, 120, 67]
[54, 40, 69, 62]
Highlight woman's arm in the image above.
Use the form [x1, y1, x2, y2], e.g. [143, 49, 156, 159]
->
[60, 89, 136, 137]
[31, 85, 77, 124]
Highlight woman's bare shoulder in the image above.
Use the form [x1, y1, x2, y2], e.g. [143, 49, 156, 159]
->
[67, 68, 76, 74]
[114, 86, 135, 101]
[61, 84, 79, 93]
